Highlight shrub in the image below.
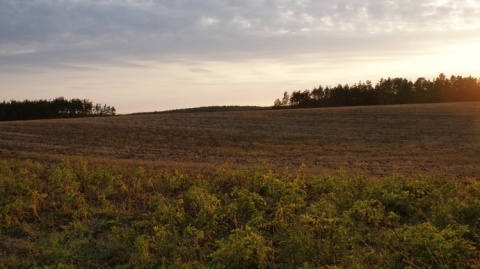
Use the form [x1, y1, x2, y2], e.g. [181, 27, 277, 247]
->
[386, 223, 476, 268]
[210, 226, 272, 269]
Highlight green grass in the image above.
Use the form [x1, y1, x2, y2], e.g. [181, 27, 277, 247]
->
[1, 159, 479, 268]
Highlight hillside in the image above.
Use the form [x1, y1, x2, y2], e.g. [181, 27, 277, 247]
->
[132, 105, 270, 114]
[1, 102, 479, 178]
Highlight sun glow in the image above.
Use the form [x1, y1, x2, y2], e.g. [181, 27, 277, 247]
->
[439, 41, 480, 75]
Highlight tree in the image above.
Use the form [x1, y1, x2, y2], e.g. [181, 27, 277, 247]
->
[434, 73, 449, 102]
[0, 97, 115, 121]
[393, 78, 414, 104]
[311, 86, 325, 101]
[289, 90, 311, 107]
[282, 91, 290, 106]
[273, 98, 282, 107]
[376, 78, 396, 105]
[272, 74, 480, 110]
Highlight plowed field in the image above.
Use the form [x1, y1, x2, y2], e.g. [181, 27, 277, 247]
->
[1, 102, 479, 178]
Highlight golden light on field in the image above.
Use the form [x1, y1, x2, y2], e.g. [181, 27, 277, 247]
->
[1, 102, 480, 178]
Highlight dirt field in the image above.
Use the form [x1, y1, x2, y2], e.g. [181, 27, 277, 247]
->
[1, 102, 479, 178]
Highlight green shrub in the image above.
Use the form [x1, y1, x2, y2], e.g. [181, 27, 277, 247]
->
[0, 160, 479, 268]
[228, 187, 266, 228]
[210, 226, 272, 269]
[386, 222, 476, 268]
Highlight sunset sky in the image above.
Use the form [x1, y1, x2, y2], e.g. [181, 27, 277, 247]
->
[2, 0, 480, 113]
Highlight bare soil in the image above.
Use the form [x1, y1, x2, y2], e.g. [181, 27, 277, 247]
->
[1, 102, 479, 178]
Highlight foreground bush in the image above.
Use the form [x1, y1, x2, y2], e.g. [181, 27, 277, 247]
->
[0, 160, 479, 268]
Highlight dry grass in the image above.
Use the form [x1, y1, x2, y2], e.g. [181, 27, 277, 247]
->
[1, 102, 480, 178]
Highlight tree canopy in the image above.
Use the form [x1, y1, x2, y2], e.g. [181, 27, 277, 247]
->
[273, 74, 480, 108]
[0, 97, 116, 121]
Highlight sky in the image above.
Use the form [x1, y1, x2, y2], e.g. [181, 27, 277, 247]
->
[1, 0, 480, 114]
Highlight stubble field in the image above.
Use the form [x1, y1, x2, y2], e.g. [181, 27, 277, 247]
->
[1, 102, 479, 178]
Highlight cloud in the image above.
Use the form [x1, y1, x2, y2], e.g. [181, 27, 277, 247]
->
[1, 0, 480, 70]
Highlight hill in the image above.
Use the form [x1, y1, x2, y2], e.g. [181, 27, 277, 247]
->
[132, 105, 270, 115]
[1, 102, 479, 178]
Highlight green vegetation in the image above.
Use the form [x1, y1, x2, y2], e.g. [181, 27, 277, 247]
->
[0, 97, 116, 121]
[1, 159, 478, 268]
[274, 73, 480, 108]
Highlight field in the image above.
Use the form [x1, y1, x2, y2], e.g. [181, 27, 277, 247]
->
[1, 102, 480, 268]
[1, 102, 480, 178]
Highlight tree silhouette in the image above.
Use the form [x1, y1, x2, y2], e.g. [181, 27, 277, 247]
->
[273, 74, 480, 109]
[0, 97, 116, 121]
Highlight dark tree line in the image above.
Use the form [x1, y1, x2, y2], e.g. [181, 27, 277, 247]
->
[274, 74, 480, 108]
[159, 105, 270, 114]
[0, 97, 116, 121]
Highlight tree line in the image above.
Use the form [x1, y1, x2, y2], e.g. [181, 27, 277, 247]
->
[159, 105, 270, 114]
[274, 73, 480, 108]
[0, 97, 116, 121]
